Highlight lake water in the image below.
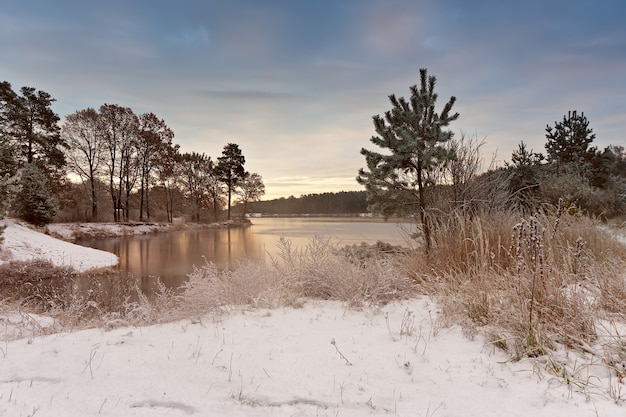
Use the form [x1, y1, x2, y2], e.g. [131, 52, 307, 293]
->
[79, 217, 416, 294]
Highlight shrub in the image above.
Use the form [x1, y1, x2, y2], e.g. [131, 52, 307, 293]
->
[13, 163, 58, 226]
[540, 171, 625, 218]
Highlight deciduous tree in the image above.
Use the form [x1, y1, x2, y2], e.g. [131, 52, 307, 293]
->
[136, 112, 174, 221]
[178, 152, 214, 222]
[99, 104, 139, 222]
[235, 172, 265, 218]
[62, 108, 105, 220]
[154, 141, 180, 223]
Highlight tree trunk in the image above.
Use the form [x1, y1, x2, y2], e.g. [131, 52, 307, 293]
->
[416, 162, 431, 253]
[90, 179, 98, 221]
[227, 185, 232, 220]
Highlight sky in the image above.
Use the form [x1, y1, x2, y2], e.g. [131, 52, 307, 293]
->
[1, 0, 625, 200]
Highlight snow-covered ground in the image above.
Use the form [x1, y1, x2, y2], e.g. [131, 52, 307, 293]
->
[0, 219, 625, 416]
[1, 218, 118, 272]
[2, 300, 624, 417]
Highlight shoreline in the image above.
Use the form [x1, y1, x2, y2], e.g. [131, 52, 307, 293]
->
[45, 218, 252, 242]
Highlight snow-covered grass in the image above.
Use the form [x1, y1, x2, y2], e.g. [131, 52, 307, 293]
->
[1, 213, 626, 416]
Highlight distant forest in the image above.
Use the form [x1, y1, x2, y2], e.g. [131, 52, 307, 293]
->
[233, 191, 368, 215]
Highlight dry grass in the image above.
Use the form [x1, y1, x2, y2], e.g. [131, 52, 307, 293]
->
[170, 236, 414, 320]
[0, 260, 144, 330]
[399, 207, 626, 361]
[0, 259, 76, 311]
[0, 235, 415, 329]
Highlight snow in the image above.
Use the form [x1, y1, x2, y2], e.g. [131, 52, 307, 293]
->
[1, 218, 118, 272]
[1, 300, 623, 416]
[0, 219, 624, 416]
[46, 222, 175, 242]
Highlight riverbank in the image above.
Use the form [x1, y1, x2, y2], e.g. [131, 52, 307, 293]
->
[0, 217, 251, 270]
[1, 218, 119, 272]
[45, 218, 251, 242]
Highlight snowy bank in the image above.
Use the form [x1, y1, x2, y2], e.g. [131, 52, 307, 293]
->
[2, 299, 623, 417]
[46, 219, 251, 242]
[0, 218, 118, 272]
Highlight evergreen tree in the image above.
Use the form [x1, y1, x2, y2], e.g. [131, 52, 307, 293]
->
[216, 143, 246, 220]
[0, 81, 17, 139]
[0, 143, 18, 217]
[0, 81, 17, 214]
[588, 145, 626, 189]
[14, 163, 59, 226]
[545, 110, 596, 172]
[0, 83, 66, 169]
[505, 141, 544, 211]
[357, 68, 459, 251]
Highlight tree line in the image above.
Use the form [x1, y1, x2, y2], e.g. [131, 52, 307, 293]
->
[234, 191, 368, 216]
[0, 82, 265, 226]
[358, 68, 625, 251]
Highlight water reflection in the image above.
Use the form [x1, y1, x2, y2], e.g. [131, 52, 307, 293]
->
[82, 226, 266, 293]
[80, 218, 415, 294]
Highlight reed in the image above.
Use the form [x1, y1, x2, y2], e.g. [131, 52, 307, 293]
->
[400, 207, 626, 359]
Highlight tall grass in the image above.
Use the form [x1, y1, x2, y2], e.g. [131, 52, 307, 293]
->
[400, 207, 626, 359]
[175, 236, 414, 317]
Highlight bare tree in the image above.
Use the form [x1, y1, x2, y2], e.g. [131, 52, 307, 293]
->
[445, 132, 486, 207]
[178, 152, 214, 222]
[99, 104, 139, 222]
[62, 108, 104, 220]
[137, 112, 174, 221]
[235, 172, 265, 218]
[154, 141, 180, 223]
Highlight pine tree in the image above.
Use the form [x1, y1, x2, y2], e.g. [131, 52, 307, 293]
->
[0, 83, 66, 169]
[216, 143, 246, 220]
[14, 163, 59, 226]
[505, 141, 544, 211]
[357, 68, 459, 251]
[545, 110, 596, 171]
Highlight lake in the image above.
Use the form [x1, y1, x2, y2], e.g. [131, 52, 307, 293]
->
[79, 217, 417, 294]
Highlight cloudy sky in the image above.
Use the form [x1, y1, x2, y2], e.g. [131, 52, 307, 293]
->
[1, 0, 624, 200]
